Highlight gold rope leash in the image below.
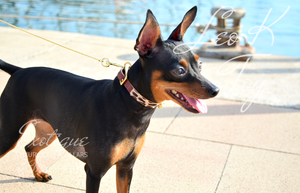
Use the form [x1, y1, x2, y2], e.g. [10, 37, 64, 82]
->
[0, 19, 163, 109]
[0, 19, 131, 69]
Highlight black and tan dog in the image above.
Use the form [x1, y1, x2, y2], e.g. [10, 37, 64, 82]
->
[0, 6, 219, 193]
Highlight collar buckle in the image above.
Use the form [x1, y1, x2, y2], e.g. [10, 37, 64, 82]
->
[119, 62, 131, 85]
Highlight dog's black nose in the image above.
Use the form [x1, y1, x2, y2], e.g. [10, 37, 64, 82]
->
[209, 87, 220, 97]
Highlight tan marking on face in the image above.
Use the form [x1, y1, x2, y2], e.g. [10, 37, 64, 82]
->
[194, 54, 199, 62]
[151, 71, 174, 103]
[179, 59, 189, 67]
[151, 71, 210, 104]
[110, 138, 134, 165]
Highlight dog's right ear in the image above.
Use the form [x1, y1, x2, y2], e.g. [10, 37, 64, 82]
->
[168, 6, 197, 41]
[134, 10, 163, 56]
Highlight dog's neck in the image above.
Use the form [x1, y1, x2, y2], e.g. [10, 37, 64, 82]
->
[110, 60, 157, 119]
[117, 69, 159, 108]
[127, 59, 157, 103]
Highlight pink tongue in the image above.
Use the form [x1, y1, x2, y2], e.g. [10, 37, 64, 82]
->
[184, 94, 207, 113]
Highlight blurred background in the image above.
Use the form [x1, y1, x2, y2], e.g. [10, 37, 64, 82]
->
[0, 0, 299, 58]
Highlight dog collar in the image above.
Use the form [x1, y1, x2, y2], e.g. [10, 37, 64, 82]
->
[117, 69, 160, 108]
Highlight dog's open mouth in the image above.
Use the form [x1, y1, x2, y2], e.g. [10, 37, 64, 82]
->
[167, 90, 207, 114]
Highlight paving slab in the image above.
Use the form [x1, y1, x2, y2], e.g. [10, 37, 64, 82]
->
[148, 101, 182, 133]
[0, 27, 79, 63]
[0, 71, 9, 93]
[215, 146, 300, 193]
[0, 173, 83, 193]
[131, 132, 230, 193]
[45, 133, 231, 193]
[199, 55, 300, 109]
[166, 98, 300, 154]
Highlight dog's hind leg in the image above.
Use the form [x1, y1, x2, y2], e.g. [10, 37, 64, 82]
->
[25, 120, 57, 182]
[0, 107, 29, 159]
[0, 129, 23, 159]
[0, 123, 21, 158]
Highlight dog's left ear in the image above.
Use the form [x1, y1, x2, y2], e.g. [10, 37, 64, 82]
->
[134, 10, 163, 56]
[168, 6, 197, 41]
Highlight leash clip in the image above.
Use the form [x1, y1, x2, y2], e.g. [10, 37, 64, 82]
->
[100, 58, 124, 68]
[100, 58, 132, 85]
[120, 62, 131, 85]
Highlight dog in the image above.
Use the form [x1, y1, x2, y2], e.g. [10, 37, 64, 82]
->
[0, 6, 219, 193]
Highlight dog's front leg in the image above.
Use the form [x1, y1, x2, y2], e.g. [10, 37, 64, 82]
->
[84, 164, 104, 193]
[116, 162, 134, 193]
[115, 133, 146, 193]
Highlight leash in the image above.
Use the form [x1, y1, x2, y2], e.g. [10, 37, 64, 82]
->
[0, 19, 130, 69]
[0, 19, 163, 109]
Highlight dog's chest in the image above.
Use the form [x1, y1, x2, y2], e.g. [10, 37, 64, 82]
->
[110, 138, 134, 165]
[109, 133, 146, 165]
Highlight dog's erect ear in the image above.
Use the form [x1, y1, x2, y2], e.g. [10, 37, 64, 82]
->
[168, 6, 197, 41]
[134, 10, 162, 56]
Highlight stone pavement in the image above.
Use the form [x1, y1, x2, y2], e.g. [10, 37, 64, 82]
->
[0, 27, 299, 193]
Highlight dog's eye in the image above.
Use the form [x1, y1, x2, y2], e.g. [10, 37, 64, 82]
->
[198, 60, 202, 71]
[173, 67, 186, 76]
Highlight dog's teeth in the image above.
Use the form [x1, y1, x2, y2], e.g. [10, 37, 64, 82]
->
[171, 90, 177, 94]
[181, 97, 184, 101]
[176, 94, 179, 98]
[192, 106, 195, 109]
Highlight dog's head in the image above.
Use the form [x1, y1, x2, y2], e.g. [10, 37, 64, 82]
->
[133, 6, 219, 113]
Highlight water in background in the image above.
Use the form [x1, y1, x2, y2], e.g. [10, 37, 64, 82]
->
[0, 0, 299, 58]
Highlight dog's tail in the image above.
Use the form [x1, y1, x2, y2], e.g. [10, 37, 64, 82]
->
[0, 59, 21, 75]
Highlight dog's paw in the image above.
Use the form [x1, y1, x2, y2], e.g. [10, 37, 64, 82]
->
[34, 172, 52, 182]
